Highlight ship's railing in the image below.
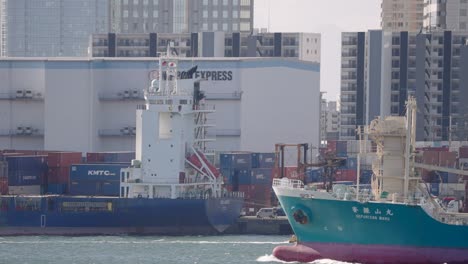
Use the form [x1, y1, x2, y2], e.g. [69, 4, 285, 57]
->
[273, 178, 304, 189]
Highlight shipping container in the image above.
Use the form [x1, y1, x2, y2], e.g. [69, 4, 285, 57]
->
[327, 140, 337, 154]
[101, 181, 120, 196]
[305, 168, 323, 183]
[70, 164, 129, 182]
[360, 170, 373, 184]
[6, 156, 48, 186]
[47, 152, 82, 168]
[8, 185, 43, 195]
[219, 152, 252, 169]
[345, 158, 357, 169]
[220, 168, 238, 186]
[0, 177, 7, 195]
[336, 141, 347, 156]
[238, 169, 252, 185]
[48, 167, 70, 184]
[460, 146, 468, 159]
[86, 152, 135, 163]
[251, 153, 275, 168]
[447, 173, 460, 184]
[0, 161, 7, 178]
[250, 168, 273, 185]
[335, 169, 357, 182]
[46, 183, 67, 194]
[439, 152, 457, 168]
[69, 181, 99, 196]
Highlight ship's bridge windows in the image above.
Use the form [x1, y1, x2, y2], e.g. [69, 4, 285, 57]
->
[61, 202, 113, 213]
[180, 99, 188, 105]
[156, 99, 164, 104]
[14, 198, 41, 211]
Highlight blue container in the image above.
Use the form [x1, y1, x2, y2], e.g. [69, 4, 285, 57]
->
[69, 181, 98, 196]
[435, 171, 448, 183]
[345, 158, 357, 169]
[336, 152, 348, 158]
[6, 156, 48, 186]
[101, 181, 120, 196]
[237, 169, 252, 185]
[70, 164, 129, 182]
[47, 183, 67, 194]
[430, 183, 440, 196]
[258, 153, 275, 168]
[221, 169, 239, 185]
[250, 168, 273, 185]
[447, 173, 459, 183]
[219, 153, 252, 169]
[251, 153, 260, 168]
[103, 152, 135, 163]
[305, 168, 323, 183]
[336, 141, 347, 154]
[360, 170, 373, 184]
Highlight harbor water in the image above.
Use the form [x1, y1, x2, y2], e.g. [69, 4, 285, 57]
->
[0, 235, 351, 264]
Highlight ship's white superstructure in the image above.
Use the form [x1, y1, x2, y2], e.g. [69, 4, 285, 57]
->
[120, 45, 222, 199]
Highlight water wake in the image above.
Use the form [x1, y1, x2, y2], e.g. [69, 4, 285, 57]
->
[256, 255, 357, 264]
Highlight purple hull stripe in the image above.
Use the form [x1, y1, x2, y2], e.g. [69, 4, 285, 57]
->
[274, 242, 468, 264]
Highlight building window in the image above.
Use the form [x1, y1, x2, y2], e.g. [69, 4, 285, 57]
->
[153, 0, 158, 4]
[223, 0, 228, 5]
[213, 0, 218, 5]
[223, 10, 228, 18]
[222, 23, 228, 31]
[232, 23, 238, 31]
[461, 22, 467, 30]
[124, 0, 128, 5]
[233, 10, 238, 18]
[240, 22, 250, 31]
[153, 10, 158, 17]
[213, 23, 218, 31]
[233, 0, 238, 5]
[202, 23, 208, 31]
[213, 10, 218, 18]
[240, 0, 250, 5]
[240, 10, 250, 18]
[203, 0, 208, 5]
[203, 10, 208, 18]
[143, 10, 148, 18]
[133, 0, 139, 4]
[123, 10, 129, 17]
[143, 0, 149, 5]
[133, 10, 138, 18]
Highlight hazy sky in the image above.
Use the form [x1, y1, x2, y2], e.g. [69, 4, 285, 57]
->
[254, 0, 381, 101]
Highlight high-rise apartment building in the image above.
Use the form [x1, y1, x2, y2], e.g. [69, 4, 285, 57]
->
[381, 0, 424, 32]
[0, 0, 108, 57]
[340, 30, 468, 141]
[109, 0, 254, 34]
[89, 31, 321, 63]
[321, 100, 340, 141]
[424, 0, 468, 31]
[0, 0, 254, 57]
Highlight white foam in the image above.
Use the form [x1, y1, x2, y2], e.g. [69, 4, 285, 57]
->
[255, 255, 358, 264]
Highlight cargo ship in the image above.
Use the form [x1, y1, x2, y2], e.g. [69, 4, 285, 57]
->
[0, 44, 243, 236]
[272, 97, 468, 263]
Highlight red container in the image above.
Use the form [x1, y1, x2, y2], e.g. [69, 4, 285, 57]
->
[423, 151, 439, 165]
[86, 152, 105, 163]
[47, 152, 82, 168]
[0, 177, 7, 195]
[47, 167, 70, 184]
[238, 185, 256, 199]
[460, 147, 468, 159]
[327, 141, 337, 154]
[439, 152, 457, 168]
[335, 169, 357, 182]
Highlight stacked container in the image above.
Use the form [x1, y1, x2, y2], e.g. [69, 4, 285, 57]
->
[46, 152, 82, 194]
[220, 152, 275, 215]
[0, 161, 7, 195]
[86, 151, 135, 163]
[6, 155, 48, 195]
[69, 164, 127, 196]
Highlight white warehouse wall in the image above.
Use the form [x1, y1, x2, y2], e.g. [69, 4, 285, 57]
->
[0, 58, 320, 154]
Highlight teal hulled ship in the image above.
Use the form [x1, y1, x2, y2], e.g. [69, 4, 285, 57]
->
[273, 97, 468, 264]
